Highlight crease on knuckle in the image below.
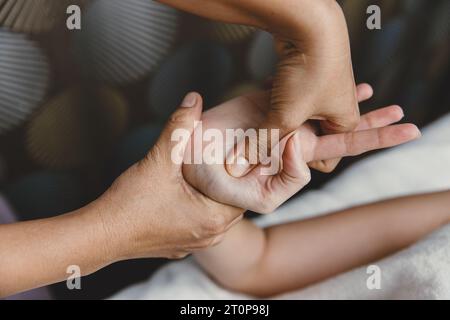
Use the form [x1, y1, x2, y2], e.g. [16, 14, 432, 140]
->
[347, 113, 361, 129]
[168, 110, 189, 127]
[344, 132, 357, 156]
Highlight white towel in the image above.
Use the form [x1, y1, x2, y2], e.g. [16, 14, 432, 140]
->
[112, 113, 450, 300]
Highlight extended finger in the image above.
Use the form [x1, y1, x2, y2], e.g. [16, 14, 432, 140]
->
[311, 124, 421, 162]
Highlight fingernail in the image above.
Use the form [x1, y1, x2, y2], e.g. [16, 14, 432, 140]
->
[181, 92, 197, 108]
[226, 146, 251, 177]
[415, 128, 422, 138]
[396, 106, 405, 119]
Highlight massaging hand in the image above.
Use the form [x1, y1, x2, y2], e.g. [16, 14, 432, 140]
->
[96, 93, 244, 259]
[159, 0, 359, 174]
[183, 84, 421, 213]
[1, 94, 249, 297]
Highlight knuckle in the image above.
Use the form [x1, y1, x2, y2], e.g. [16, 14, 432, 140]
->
[266, 110, 298, 132]
[256, 197, 278, 214]
[329, 113, 360, 133]
[254, 185, 278, 214]
[309, 161, 328, 173]
[277, 116, 298, 133]
[346, 113, 361, 130]
[344, 132, 357, 155]
[168, 109, 189, 127]
[316, 160, 338, 173]
[322, 162, 337, 173]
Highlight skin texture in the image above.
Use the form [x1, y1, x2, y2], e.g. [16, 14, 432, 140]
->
[0, 86, 420, 297]
[0, 1, 425, 298]
[183, 84, 421, 213]
[158, 0, 360, 174]
[195, 191, 450, 297]
[0, 94, 245, 297]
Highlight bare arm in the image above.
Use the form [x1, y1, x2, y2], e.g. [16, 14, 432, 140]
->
[0, 203, 114, 297]
[195, 191, 450, 297]
[157, 0, 343, 47]
[158, 0, 361, 175]
[0, 93, 245, 298]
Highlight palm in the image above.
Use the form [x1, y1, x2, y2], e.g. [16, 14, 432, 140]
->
[183, 87, 420, 213]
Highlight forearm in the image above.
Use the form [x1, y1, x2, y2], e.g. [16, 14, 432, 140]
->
[195, 219, 265, 291]
[0, 201, 118, 297]
[157, 0, 348, 54]
[255, 191, 450, 296]
[197, 191, 450, 297]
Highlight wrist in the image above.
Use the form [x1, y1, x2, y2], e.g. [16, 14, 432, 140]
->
[288, 1, 350, 56]
[82, 194, 132, 264]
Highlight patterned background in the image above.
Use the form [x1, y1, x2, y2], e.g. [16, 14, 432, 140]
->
[0, 0, 449, 299]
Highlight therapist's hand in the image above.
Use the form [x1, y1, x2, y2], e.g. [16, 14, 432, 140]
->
[0, 93, 246, 297]
[183, 85, 421, 213]
[158, 0, 359, 174]
[97, 93, 244, 260]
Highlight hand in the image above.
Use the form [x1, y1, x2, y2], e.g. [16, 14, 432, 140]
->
[258, 2, 361, 175]
[96, 93, 243, 260]
[0, 93, 247, 297]
[183, 84, 421, 213]
[158, 1, 361, 159]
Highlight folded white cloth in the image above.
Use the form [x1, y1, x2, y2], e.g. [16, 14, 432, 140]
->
[112, 113, 450, 300]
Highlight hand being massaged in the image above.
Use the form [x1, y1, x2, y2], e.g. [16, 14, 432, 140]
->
[0, 0, 422, 298]
[0, 87, 420, 297]
[158, 0, 362, 174]
[182, 84, 421, 213]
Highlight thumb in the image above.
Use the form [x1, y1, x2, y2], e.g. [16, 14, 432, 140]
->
[255, 131, 311, 214]
[151, 92, 203, 168]
[226, 109, 306, 178]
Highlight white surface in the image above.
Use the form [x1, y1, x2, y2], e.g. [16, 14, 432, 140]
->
[112, 113, 450, 300]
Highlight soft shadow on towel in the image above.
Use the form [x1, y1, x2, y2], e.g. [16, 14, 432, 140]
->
[112, 113, 450, 300]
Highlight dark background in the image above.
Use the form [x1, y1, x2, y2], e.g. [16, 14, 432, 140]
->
[0, 0, 449, 299]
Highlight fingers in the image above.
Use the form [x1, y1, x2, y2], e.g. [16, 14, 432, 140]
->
[319, 83, 374, 133]
[309, 104, 404, 172]
[258, 132, 311, 214]
[307, 83, 373, 172]
[311, 124, 421, 162]
[225, 106, 308, 178]
[356, 83, 374, 102]
[151, 92, 203, 168]
[355, 105, 404, 131]
[227, 83, 373, 177]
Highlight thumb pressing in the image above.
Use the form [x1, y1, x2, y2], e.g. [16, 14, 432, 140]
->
[225, 112, 300, 178]
[153, 92, 203, 166]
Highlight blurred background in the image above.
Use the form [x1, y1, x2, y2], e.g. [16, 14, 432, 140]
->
[0, 0, 449, 299]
